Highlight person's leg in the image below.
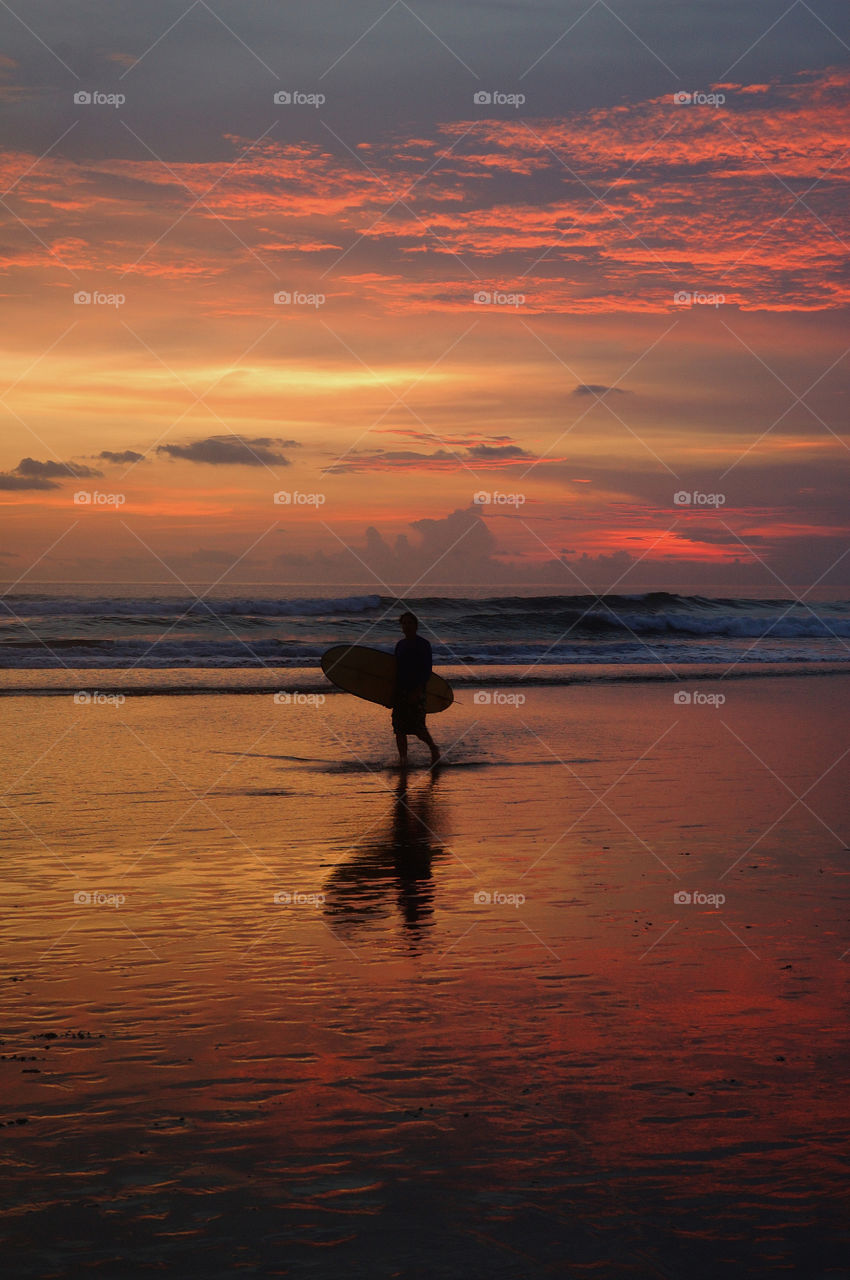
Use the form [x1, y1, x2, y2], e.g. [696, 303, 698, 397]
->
[416, 727, 441, 765]
[395, 731, 408, 765]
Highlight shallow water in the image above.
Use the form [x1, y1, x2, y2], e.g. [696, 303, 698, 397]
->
[1, 679, 849, 1276]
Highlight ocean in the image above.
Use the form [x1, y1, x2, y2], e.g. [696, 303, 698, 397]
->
[1, 593, 849, 687]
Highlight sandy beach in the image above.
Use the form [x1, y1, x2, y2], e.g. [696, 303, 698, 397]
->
[1, 675, 848, 1276]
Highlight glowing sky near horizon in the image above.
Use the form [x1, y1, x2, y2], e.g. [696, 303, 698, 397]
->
[1, 0, 848, 593]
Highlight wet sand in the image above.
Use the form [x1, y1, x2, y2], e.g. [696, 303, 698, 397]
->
[1, 677, 849, 1277]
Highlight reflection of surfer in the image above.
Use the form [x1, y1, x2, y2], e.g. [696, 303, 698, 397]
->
[390, 772, 438, 928]
[323, 771, 444, 942]
[392, 612, 441, 767]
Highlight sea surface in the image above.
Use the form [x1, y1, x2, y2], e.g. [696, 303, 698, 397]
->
[1, 592, 849, 679]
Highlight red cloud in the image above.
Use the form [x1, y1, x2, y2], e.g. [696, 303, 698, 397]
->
[0, 66, 847, 312]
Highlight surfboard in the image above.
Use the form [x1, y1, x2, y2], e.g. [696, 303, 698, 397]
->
[321, 644, 453, 713]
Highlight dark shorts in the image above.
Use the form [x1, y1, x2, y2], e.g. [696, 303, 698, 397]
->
[392, 691, 427, 736]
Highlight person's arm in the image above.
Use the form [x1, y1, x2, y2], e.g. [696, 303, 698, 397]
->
[393, 640, 403, 698]
[407, 639, 431, 699]
[420, 639, 433, 684]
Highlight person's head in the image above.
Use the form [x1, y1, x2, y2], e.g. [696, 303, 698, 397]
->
[399, 610, 418, 637]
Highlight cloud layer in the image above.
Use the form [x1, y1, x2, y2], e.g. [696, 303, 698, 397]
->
[1, 68, 848, 313]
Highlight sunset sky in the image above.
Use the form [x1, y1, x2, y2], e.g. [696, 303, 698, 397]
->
[1, 0, 848, 593]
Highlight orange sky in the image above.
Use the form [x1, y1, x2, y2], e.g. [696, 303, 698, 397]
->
[1, 57, 848, 592]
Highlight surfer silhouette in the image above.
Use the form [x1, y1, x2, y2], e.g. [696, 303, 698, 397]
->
[392, 612, 441, 767]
